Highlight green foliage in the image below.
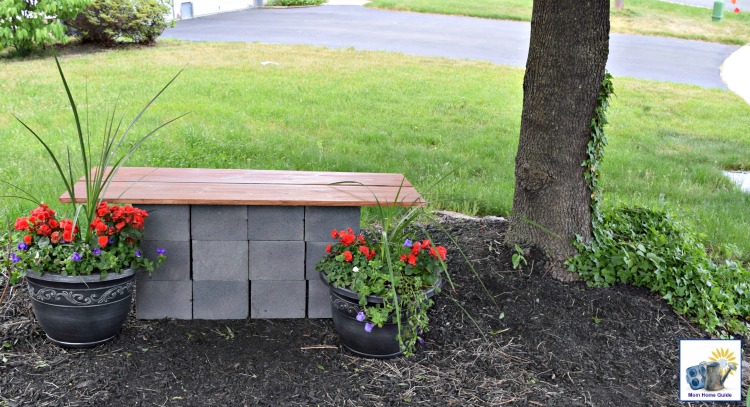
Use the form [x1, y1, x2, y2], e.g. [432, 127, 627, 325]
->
[69, 0, 171, 46]
[583, 71, 614, 226]
[0, 0, 90, 54]
[568, 206, 750, 337]
[511, 244, 526, 270]
[268, 0, 326, 6]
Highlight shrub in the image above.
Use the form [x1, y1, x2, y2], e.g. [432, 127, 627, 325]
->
[0, 0, 90, 54]
[267, 0, 326, 6]
[567, 206, 750, 337]
[69, 0, 170, 47]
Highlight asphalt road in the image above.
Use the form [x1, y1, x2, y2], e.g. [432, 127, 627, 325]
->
[163, 5, 739, 89]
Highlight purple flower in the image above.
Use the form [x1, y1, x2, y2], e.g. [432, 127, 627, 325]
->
[364, 322, 375, 333]
[156, 248, 166, 256]
[403, 238, 412, 248]
[72, 252, 82, 262]
[10, 253, 21, 264]
[93, 248, 102, 256]
[134, 250, 142, 258]
[109, 237, 115, 244]
[356, 311, 366, 322]
[418, 337, 425, 346]
[17, 242, 28, 251]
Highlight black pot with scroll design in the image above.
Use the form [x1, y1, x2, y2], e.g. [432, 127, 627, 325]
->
[25, 269, 135, 348]
[320, 272, 440, 359]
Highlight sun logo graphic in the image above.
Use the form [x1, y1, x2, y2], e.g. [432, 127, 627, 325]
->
[708, 347, 738, 379]
[679, 339, 742, 402]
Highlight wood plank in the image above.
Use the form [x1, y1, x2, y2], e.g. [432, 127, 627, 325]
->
[60, 181, 424, 207]
[81, 167, 413, 187]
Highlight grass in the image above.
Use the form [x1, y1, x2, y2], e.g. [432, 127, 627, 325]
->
[367, 0, 750, 45]
[0, 42, 749, 261]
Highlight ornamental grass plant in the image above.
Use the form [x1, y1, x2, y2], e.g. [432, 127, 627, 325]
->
[0, 55, 182, 284]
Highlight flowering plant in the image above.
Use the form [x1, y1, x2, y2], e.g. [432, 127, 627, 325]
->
[316, 226, 447, 355]
[8, 202, 164, 282]
[1, 55, 180, 284]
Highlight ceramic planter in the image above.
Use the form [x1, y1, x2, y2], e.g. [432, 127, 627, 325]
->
[25, 269, 136, 348]
[320, 272, 440, 359]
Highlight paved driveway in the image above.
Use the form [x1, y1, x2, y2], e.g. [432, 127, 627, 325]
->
[164, 5, 739, 89]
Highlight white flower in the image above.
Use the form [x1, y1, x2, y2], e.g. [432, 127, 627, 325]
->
[352, 266, 359, 273]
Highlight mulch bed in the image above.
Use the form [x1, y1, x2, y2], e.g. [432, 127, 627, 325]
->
[1, 214, 748, 406]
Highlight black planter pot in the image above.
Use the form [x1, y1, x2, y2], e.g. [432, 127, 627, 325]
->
[320, 272, 439, 359]
[25, 269, 136, 348]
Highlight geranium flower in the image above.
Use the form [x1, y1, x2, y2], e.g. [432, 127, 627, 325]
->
[342, 251, 353, 262]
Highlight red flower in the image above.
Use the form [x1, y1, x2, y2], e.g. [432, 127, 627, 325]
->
[342, 251, 353, 262]
[734, 7, 740, 13]
[358, 245, 370, 258]
[331, 229, 338, 239]
[340, 232, 356, 246]
[422, 239, 431, 248]
[407, 254, 417, 266]
[400, 254, 408, 263]
[325, 244, 332, 253]
[98, 235, 109, 248]
[437, 246, 447, 260]
[411, 241, 422, 255]
[50, 232, 60, 244]
[48, 219, 59, 229]
[23, 235, 32, 245]
[37, 224, 51, 236]
[62, 230, 72, 243]
[14, 217, 29, 231]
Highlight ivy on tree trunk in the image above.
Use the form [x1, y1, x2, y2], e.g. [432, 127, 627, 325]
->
[505, 0, 610, 281]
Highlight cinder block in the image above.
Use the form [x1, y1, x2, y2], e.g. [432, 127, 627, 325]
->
[191, 205, 248, 241]
[307, 278, 332, 318]
[193, 280, 249, 319]
[193, 240, 249, 281]
[251, 281, 306, 318]
[304, 206, 360, 242]
[136, 280, 192, 319]
[139, 205, 190, 241]
[248, 241, 304, 280]
[306, 241, 332, 280]
[248, 206, 304, 241]
[137, 240, 190, 281]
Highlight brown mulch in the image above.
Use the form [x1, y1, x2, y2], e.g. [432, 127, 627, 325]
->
[1, 215, 748, 406]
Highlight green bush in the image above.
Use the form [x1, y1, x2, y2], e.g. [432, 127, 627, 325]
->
[0, 0, 90, 54]
[267, 0, 326, 6]
[567, 206, 750, 337]
[69, 0, 170, 47]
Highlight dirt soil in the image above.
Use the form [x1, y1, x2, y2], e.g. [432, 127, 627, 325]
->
[1, 215, 748, 406]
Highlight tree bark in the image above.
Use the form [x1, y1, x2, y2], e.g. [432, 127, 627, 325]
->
[505, 0, 610, 281]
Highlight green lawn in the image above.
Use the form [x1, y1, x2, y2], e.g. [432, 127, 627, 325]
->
[1, 42, 749, 261]
[367, 0, 750, 45]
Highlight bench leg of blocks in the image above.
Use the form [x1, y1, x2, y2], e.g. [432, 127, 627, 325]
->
[251, 281, 306, 319]
[304, 206, 360, 242]
[136, 280, 193, 319]
[193, 280, 249, 319]
[307, 278, 332, 319]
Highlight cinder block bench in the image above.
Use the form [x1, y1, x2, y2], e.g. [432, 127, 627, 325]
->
[59, 167, 423, 320]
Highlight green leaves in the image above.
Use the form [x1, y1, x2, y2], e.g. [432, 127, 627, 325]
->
[568, 206, 750, 338]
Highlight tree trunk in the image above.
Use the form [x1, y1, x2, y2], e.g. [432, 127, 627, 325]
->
[615, 0, 625, 10]
[505, 0, 610, 281]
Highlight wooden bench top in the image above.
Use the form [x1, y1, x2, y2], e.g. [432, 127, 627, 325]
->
[59, 167, 424, 207]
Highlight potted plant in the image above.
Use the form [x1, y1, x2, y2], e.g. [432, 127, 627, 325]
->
[316, 210, 448, 358]
[0, 56, 180, 348]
